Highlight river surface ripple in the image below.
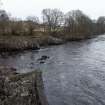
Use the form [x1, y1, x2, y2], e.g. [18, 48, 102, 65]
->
[1, 35, 105, 105]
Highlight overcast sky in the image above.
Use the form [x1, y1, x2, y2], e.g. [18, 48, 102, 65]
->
[1, 0, 105, 20]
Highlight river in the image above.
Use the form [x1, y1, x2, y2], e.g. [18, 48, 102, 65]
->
[0, 35, 105, 105]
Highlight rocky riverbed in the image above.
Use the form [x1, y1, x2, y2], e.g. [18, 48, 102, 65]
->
[0, 66, 48, 105]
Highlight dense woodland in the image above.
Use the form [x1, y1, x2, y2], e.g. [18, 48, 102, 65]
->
[0, 9, 105, 39]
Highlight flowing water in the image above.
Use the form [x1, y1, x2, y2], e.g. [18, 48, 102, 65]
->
[1, 35, 105, 105]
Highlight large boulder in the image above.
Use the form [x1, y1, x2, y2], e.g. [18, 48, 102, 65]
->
[47, 36, 64, 45]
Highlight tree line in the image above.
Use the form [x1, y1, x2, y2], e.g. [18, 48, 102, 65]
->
[0, 9, 105, 39]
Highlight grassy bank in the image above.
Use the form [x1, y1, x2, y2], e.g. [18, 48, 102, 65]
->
[0, 34, 64, 52]
[0, 32, 97, 52]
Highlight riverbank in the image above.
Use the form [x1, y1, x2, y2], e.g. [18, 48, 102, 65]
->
[0, 35, 64, 52]
[0, 35, 105, 105]
[0, 33, 94, 52]
[0, 66, 48, 105]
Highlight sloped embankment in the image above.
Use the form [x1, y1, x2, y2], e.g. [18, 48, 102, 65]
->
[0, 35, 64, 52]
[0, 67, 48, 105]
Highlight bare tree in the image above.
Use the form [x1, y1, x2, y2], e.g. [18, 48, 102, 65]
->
[42, 8, 64, 34]
[97, 16, 105, 24]
[0, 10, 9, 35]
[9, 17, 26, 35]
[26, 16, 39, 35]
[96, 16, 105, 34]
[64, 11, 75, 32]
[65, 10, 92, 35]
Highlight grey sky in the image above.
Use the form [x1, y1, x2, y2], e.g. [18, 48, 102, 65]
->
[1, 0, 105, 20]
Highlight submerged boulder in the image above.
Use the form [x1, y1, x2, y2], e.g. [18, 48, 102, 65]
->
[37, 55, 50, 64]
[38, 55, 49, 61]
